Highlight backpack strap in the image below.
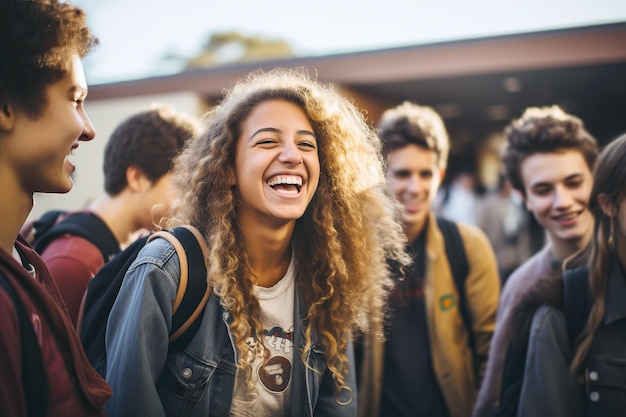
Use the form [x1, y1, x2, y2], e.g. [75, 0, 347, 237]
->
[33, 212, 120, 263]
[0, 272, 49, 417]
[23, 209, 68, 242]
[563, 266, 591, 348]
[436, 217, 477, 378]
[148, 225, 211, 351]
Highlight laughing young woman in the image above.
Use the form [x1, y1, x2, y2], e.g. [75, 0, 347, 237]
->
[102, 68, 409, 417]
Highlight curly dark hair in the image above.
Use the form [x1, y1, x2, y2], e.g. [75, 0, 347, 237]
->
[104, 105, 201, 195]
[0, 0, 98, 118]
[502, 105, 598, 196]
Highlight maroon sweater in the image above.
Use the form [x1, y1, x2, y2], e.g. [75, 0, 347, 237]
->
[0, 235, 111, 417]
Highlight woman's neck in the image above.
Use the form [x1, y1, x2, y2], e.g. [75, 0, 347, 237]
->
[240, 219, 294, 288]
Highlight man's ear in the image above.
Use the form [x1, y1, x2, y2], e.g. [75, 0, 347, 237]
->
[437, 167, 447, 187]
[597, 193, 615, 218]
[0, 86, 15, 132]
[126, 166, 150, 192]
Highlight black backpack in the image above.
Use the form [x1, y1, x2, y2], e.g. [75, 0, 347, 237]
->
[436, 217, 477, 380]
[78, 225, 211, 377]
[24, 210, 120, 262]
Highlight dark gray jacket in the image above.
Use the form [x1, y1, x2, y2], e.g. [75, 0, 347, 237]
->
[518, 255, 626, 417]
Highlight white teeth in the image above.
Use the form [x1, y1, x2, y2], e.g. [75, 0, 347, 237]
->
[267, 175, 302, 187]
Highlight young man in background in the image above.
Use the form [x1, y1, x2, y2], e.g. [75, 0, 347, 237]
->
[35, 106, 200, 325]
[358, 101, 500, 417]
[473, 105, 598, 417]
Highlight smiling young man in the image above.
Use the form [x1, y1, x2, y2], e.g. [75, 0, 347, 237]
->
[0, 1, 111, 416]
[473, 105, 598, 417]
[357, 101, 500, 417]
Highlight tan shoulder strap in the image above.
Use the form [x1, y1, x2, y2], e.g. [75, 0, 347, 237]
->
[147, 225, 211, 343]
[148, 230, 189, 314]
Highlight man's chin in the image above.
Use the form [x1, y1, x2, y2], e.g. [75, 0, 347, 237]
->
[555, 228, 590, 245]
[37, 182, 73, 194]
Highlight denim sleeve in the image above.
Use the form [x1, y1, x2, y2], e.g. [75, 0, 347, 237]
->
[517, 304, 584, 417]
[103, 239, 179, 417]
[314, 337, 358, 417]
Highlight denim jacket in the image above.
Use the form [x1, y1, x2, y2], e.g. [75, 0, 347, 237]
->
[518, 254, 626, 417]
[103, 237, 356, 417]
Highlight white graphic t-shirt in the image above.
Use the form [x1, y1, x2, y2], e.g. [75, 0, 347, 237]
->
[230, 258, 295, 417]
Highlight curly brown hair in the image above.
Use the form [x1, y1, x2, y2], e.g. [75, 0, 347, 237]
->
[166, 67, 410, 394]
[104, 105, 200, 196]
[0, 0, 98, 118]
[378, 101, 450, 169]
[502, 105, 598, 196]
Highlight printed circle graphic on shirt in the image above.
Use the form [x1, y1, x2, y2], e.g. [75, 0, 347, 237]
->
[258, 355, 292, 393]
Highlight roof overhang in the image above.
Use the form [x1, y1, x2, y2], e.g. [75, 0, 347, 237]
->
[88, 22, 626, 101]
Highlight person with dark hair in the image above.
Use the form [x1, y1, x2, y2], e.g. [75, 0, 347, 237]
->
[101, 68, 410, 416]
[358, 101, 500, 417]
[33, 105, 200, 325]
[0, 0, 111, 415]
[474, 105, 598, 417]
[517, 133, 626, 416]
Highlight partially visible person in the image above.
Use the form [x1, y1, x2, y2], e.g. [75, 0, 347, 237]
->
[101, 68, 409, 416]
[436, 165, 481, 226]
[518, 132, 626, 417]
[32, 105, 200, 325]
[473, 105, 598, 417]
[0, 1, 111, 416]
[477, 174, 532, 286]
[358, 101, 500, 417]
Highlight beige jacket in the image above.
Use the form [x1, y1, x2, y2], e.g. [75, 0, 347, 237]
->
[358, 212, 500, 417]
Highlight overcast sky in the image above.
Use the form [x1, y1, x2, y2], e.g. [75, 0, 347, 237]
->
[73, 0, 626, 84]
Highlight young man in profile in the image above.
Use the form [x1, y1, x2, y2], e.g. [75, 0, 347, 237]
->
[35, 106, 200, 325]
[0, 1, 111, 415]
[473, 105, 598, 417]
[358, 101, 500, 417]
